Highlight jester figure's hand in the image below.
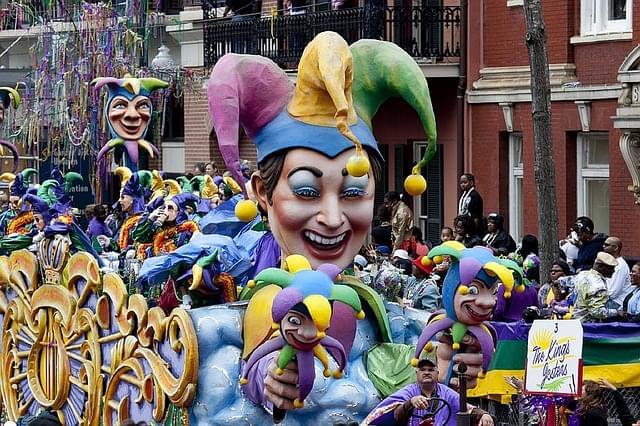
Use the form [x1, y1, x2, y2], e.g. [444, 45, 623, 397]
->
[264, 355, 300, 410]
[437, 332, 484, 390]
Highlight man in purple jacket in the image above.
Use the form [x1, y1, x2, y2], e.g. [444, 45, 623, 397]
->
[364, 352, 494, 426]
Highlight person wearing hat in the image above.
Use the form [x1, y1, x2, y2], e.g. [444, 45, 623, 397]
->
[482, 213, 516, 255]
[0, 169, 37, 236]
[572, 251, 623, 322]
[403, 255, 441, 311]
[111, 169, 148, 252]
[573, 216, 607, 272]
[132, 193, 200, 260]
[364, 350, 494, 426]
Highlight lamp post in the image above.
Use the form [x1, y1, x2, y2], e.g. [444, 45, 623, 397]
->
[457, 362, 470, 426]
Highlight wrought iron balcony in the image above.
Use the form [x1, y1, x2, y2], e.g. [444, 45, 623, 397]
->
[203, 4, 460, 70]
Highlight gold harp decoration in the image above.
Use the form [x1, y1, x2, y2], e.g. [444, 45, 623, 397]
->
[0, 247, 199, 425]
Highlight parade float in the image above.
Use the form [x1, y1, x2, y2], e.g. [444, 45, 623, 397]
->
[0, 22, 639, 425]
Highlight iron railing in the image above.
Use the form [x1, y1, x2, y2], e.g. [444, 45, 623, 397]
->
[203, 4, 461, 69]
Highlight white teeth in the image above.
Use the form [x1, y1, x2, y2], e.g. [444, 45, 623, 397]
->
[304, 231, 347, 246]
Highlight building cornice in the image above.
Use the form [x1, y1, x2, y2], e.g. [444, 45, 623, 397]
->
[469, 64, 620, 103]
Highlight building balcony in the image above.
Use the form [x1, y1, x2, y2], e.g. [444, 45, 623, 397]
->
[202, 4, 461, 70]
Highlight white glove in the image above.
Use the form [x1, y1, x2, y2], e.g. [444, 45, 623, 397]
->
[125, 249, 136, 260]
[97, 235, 110, 248]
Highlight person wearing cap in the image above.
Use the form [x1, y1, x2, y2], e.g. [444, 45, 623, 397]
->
[602, 236, 634, 309]
[364, 352, 494, 426]
[573, 216, 607, 272]
[482, 213, 516, 255]
[403, 255, 441, 311]
[572, 251, 623, 322]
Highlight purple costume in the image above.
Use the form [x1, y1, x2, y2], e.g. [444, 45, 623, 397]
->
[365, 382, 460, 426]
[87, 217, 112, 239]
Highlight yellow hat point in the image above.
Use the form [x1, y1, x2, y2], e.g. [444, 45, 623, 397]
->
[504, 291, 512, 299]
[404, 174, 427, 196]
[421, 257, 433, 267]
[239, 378, 248, 385]
[293, 399, 304, 409]
[271, 322, 280, 330]
[247, 279, 256, 289]
[346, 153, 370, 177]
[356, 310, 366, 320]
[433, 255, 443, 264]
[275, 368, 284, 376]
[323, 368, 331, 378]
[516, 284, 525, 293]
[452, 342, 460, 351]
[235, 199, 258, 222]
[457, 285, 469, 296]
[316, 331, 326, 339]
[425, 341, 434, 353]
[333, 370, 344, 379]
[283, 254, 311, 273]
[411, 358, 419, 367]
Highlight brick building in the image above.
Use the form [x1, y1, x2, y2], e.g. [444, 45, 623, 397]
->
[467, 0, 640, 254]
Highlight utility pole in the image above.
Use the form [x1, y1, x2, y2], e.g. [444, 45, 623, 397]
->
[523, 0, 559, 282]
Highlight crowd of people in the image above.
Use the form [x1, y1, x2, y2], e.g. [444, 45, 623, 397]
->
[358, 173, 640, 326]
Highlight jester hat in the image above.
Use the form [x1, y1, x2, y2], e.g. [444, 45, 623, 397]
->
[49, 167, 83, 213]
[0, 168, 37, 198]
[165, 193, 199, 224]
[0, 86, 20, 110]
[91, 74, 168, 165]
[426, 242, 515, 322]
[0, 87, 21, 172]
[117, 168, 147, 214]
[23, 193, 53, 223]
[208, 31, 437, 198]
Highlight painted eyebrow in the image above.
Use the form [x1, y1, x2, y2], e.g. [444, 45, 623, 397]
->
[287, 166, 323, 178]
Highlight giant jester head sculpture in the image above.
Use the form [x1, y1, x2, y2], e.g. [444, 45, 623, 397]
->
[208, 31, 437, 269]
[91, 75, 168, 170]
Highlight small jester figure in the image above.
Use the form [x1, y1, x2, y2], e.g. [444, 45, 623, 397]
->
[91, 74, 168, 170]
[0, 168, 37, 236]
[412, 242, 514, 386]
[0, 86, 21, 172]
[240, 256, 365, 412]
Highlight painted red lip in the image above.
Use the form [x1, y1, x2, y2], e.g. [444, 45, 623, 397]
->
[302, 230, 351, 261]
[464, 304, 492, 323]
[285, 331, 320, 351]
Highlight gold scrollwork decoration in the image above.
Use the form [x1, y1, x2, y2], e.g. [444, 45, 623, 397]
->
[0, 248, 199, 425]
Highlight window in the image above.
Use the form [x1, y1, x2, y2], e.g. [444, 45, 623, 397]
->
[577, 133, 609, 235]
[581, 0, 632, 35]
[508, 133, 524, 243]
